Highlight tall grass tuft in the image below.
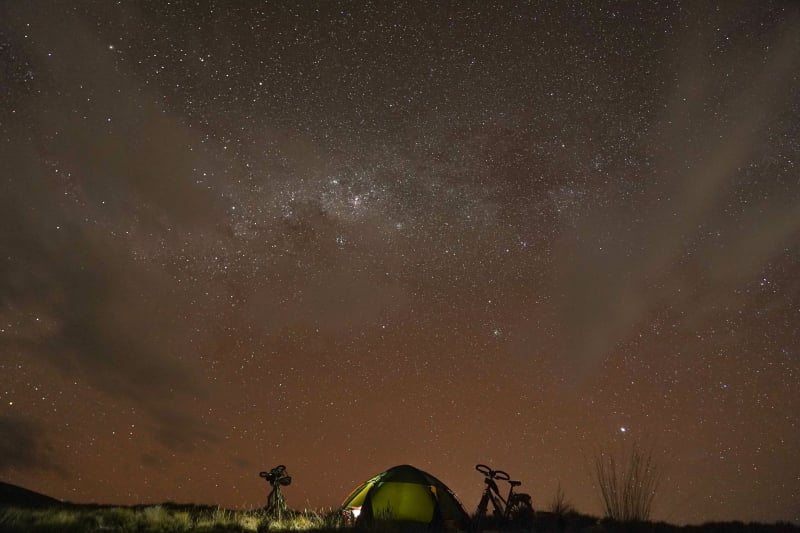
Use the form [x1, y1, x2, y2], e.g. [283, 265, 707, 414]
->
[593, 440, 661, 522]
[548, 481, 575, 516]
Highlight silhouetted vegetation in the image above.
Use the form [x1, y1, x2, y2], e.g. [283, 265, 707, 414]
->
[593, 441, 662, 522]
[547, 481, 575, 516]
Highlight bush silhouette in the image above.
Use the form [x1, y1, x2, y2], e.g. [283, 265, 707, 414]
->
[593, 440, 661, 522]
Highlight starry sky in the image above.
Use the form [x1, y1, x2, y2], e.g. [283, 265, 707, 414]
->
[1, 0, 799, 525]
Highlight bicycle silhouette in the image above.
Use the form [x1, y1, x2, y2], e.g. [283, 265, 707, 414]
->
[473, 464, 534, 531]
[259, 464, 292, 519]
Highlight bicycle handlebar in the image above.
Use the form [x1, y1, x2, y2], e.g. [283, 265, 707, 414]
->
[475, 464, 511, 481]
[476, 464, 492, 476]
[260, 465, 288, 483]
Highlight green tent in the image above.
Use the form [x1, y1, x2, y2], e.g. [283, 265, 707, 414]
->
[340, 464, 470, 530]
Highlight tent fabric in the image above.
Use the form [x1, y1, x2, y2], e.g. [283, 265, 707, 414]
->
[340, 464, 469, 529]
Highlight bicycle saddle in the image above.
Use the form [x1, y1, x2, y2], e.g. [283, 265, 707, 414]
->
[509, 480, 522, 487]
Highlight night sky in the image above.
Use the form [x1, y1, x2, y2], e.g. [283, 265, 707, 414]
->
[1, 0, 799, 525]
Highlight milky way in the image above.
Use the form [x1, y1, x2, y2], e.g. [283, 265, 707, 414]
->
[1, 1, 799, 524]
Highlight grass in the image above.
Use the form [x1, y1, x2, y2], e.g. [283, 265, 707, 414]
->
[547, 481, 575, 516]
[0, 503, 332, 533]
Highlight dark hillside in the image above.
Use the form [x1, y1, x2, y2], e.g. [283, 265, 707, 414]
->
[0, 482, 63, 508]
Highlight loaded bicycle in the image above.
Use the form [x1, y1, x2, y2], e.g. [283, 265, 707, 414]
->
[259, 464, 292, 519]
[473, 463, 534, 531]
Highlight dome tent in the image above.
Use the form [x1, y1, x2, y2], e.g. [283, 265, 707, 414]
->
[340, 464, 469, 530]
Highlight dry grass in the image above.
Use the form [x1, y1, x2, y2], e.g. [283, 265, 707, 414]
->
[547, 482, 575, 516]
[0, 504, 332, 532]
[593, 440, 662, 522]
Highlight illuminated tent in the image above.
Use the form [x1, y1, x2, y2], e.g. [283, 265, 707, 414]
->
[340, 464, 469, 529]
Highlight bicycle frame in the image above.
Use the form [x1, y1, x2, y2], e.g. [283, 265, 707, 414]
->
[475, 464, 513, 518]
[260, 465, 292, 518]
[473, 463, 534, 531]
